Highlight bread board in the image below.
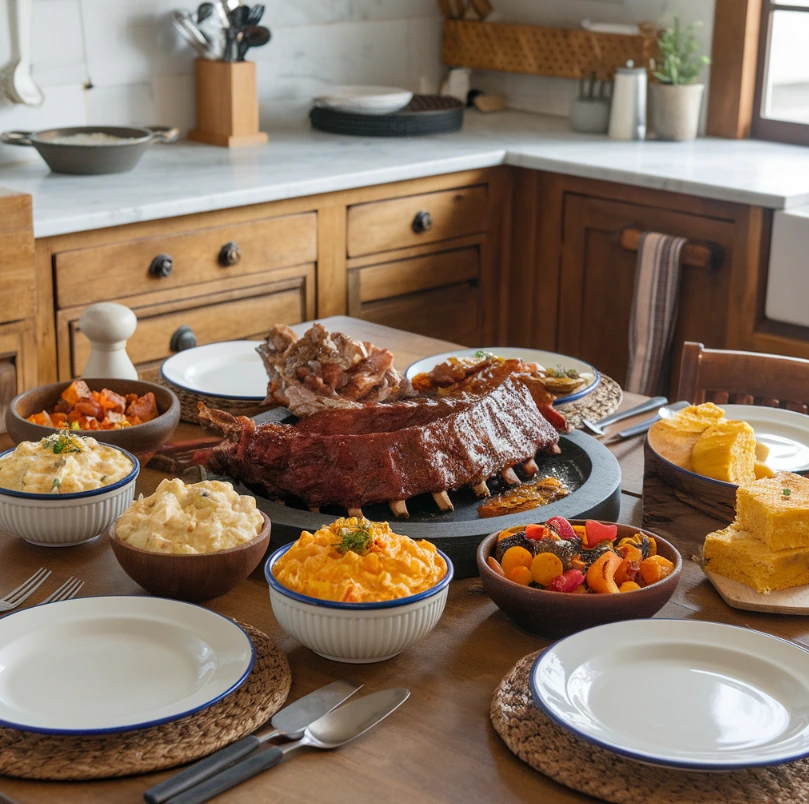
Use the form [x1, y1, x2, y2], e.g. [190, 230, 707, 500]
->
[702, 564, 809, 615]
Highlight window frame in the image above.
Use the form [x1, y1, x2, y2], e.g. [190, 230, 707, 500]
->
[752, 0, 809, 145]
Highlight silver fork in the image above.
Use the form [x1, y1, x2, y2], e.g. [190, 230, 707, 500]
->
[39, 577, 84, 605]
[0, 568, 52, 612]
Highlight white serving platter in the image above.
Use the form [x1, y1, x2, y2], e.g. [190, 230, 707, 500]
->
[405, 348, 600, 406]
[313, 86, 413, 115]
[659, 402, 809, 474]
[530, 619, 809, 770]
[161, 341, 267, 401]
[0, 596, 253, 734]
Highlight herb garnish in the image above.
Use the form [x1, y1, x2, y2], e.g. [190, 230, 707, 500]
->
[51, 477, 61, 492]
[474, 350, 497, 361]
[43, 432, 82, 455]
[784, 488, 792, 497]
[546, 365, 580, 379]
[333, 524, 373, 556]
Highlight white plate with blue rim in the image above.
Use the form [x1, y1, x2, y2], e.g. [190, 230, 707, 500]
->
[530, 619, 809, 770]
[405, 348, 600, 406]
[161, 341, 267, 401]
[0, 596, 254, 734]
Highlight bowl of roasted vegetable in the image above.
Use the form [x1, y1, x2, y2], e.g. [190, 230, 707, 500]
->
[7, 378, 180, 456]
[477, 517, 681, 639]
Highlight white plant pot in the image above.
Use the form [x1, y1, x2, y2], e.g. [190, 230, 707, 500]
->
[650, 83, 704, 141]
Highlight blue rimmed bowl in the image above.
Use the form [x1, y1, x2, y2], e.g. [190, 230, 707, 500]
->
[0, 445, 139, 547]
[265, 542, 453, 663]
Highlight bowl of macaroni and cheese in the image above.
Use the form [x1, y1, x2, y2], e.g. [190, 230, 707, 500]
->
[266, 518, 452, 663]
[0, 432, 139, 546]
[109, 478, 270, 602]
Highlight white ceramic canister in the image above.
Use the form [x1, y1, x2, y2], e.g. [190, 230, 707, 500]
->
[608, 61, 647, 140]
[79, 302, 138, 380]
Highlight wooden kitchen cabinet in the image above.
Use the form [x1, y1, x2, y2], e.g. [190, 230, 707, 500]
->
[0, 190, 36, 430]
[509, 172, 770, 390]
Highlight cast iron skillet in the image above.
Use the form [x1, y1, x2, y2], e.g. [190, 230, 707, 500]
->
[0, 125, 179, 175]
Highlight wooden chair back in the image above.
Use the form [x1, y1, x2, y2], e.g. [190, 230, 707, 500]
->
[676, 342, 809, 413]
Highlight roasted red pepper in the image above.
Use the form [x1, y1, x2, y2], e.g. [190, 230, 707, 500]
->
[547, 569, 585, 593]
[525, 523, 550, 541]
[584, 520, 618, 547]
[546, 516, 576, 541]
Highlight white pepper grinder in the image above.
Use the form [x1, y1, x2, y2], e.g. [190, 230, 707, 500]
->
[79, 302, 138, 380]
[608, 60, 647, 140]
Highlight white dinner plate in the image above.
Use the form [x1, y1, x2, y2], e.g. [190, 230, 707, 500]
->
[0, 596, 254, 734]
[530, 619, 809, 770]
[405, 348, 600, 406]
[313, 85, 413, 115]
[161, 341, 267, 401]
[660, 402, 809, 474]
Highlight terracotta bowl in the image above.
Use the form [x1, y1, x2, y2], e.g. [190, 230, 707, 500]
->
[109, 511, 271, 602]
[476, 521, 681, 640]
[6, 378, 180, 456]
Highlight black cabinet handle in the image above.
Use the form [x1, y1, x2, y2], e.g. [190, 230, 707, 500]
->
[218, 241, 241, 267]
[149, 253, 173, 278]
[412, 210, 432, 234]
[170, 325, 197, 352]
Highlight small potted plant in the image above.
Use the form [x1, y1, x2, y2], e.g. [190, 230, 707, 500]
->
[650, 13, 711, 141]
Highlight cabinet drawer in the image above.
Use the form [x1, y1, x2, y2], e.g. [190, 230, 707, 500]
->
[69, 284, 307, 377]
[347, 186, 488, 257]
[352, 248, 479, 304]
[0, 192, 35, 324]
[359, 282, 481, 346]
[55, 212, 317, 309]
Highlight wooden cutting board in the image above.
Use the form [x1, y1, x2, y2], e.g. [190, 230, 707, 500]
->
[703, 565, 809, 614]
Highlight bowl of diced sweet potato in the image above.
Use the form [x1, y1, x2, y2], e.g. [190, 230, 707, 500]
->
[6, 378, 180, 456]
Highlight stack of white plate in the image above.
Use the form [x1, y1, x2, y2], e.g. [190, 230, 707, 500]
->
[313, 86, 413, 115]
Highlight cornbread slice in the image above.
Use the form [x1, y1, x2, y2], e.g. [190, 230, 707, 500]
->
[649, 403, 727, 471]
[737, 471, 809, 551]
[692, 420, 757, 484]
[703, 523, 809, 593]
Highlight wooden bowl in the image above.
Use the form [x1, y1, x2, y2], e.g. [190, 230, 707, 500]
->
[476, 521, 681, 640]
[6, 378, 180, 456]
[109, 512, 271, 602]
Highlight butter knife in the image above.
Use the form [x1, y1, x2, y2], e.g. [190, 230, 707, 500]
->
[144, 679, 361, 804]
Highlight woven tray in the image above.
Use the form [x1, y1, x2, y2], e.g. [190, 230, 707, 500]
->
[491, 650, 809, 803]
[157, 375, 271, 425]
[310, 95, 464, 137]
[558, 373, 622, 430]
[0, 623, 290, 781]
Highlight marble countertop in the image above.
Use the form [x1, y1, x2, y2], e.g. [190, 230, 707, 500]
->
[3, 111, 809, 238]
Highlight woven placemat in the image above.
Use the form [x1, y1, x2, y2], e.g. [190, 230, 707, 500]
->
[557, 374, 622, 430]
[491, 650, 809, 804]
[0, 623, 290, 781]
[156, 376, 271, 424]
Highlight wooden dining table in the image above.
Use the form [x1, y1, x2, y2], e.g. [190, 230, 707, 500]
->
[1, 316, 806, 804]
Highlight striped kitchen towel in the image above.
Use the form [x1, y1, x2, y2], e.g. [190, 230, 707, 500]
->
[625, 231, 687, 396]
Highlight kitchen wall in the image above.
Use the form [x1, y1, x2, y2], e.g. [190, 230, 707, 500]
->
[472, 0, 715, 117]
[0, 0, 444, 165]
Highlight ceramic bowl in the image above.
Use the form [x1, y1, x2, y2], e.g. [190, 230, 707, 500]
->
[265, 543, 453, 663]
[0, 446, 139, 546]
[109, 512, 271, 603]
[6, 378, 180, 456]
[476, 521, 681, 640]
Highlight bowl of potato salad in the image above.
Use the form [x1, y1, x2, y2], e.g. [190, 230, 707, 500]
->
[0, 432, 139, 546]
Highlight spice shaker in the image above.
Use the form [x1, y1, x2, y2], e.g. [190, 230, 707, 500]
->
[608, 61, 646, 140]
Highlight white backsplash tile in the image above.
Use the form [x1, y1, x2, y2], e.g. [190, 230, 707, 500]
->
[85, 83, 154, 127]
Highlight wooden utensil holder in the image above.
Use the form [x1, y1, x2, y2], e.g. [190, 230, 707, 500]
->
[189, 59, 268, 148]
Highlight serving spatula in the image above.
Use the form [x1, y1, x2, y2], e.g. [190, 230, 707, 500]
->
[144, 679, 361, 804]
[165, 688, 410, 804]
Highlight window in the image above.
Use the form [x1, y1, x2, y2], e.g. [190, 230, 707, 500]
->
[754, 1, 809, 144]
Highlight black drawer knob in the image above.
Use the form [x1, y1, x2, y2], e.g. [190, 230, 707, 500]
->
[149, 253, 173, 278]
[170, 325, 197, 352]
[412, 210, 432, 234]
[218, 241, 241, 267]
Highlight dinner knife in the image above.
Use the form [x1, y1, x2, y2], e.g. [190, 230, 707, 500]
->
[165, 688, 410, 804]
[616, 414, 660, 439]
[144, 679, 361, 804]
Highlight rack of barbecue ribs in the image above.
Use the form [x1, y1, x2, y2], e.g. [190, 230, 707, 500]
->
[197, 356, 570, 519]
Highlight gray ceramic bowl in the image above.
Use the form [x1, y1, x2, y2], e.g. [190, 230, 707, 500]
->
[476, 521, 682, 640]
[7, 378, 180, 456]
